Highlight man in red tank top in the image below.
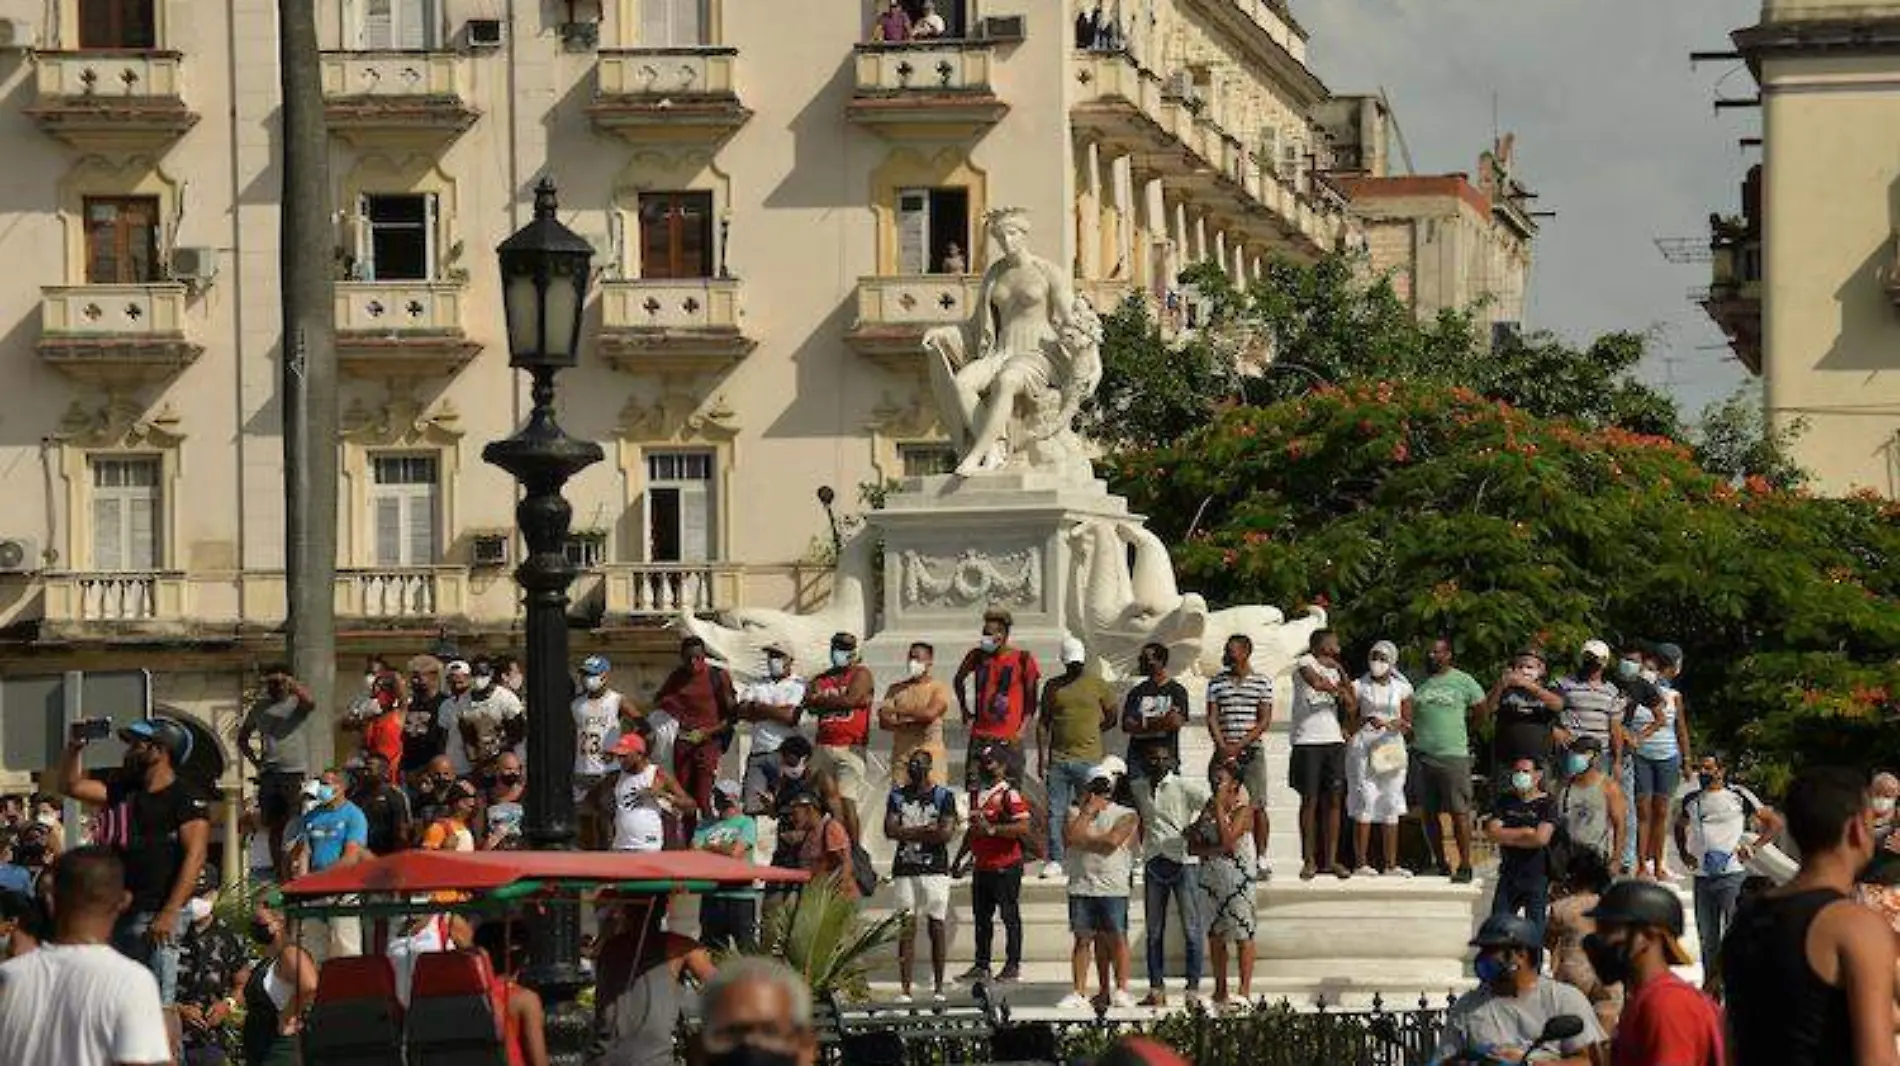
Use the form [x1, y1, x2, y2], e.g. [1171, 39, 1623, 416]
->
[952, 608, 1041, 792]
[802, 632, 874, 840]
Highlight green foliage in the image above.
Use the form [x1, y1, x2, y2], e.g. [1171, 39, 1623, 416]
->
[1108, 380, 1900, 784]
[1695, 386, 1809, 490]
[756, 874, 903, 1002]
[1087, 255, 1681, 452]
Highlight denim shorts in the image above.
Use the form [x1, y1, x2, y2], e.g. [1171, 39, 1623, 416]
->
[1632, 755, 1681, 799]
[113, 909, 181, 1005]
[1068, 895, 1128, 934]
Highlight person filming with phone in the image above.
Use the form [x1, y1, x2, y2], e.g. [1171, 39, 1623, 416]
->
[47, 713, 211, 1047]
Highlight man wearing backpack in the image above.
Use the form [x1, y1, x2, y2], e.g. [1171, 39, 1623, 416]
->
[1675, 750, 1776, 977]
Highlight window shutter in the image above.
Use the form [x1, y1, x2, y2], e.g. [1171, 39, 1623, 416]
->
[679, 481, 711, 562]
[639, 0, 671, 45]
[671, 0, 705, 46]
[374, 496, 402, 566]
[422, 193, 438, 281]
[405, 489, 437, 565]
[127, 494, 157, 571]
[356, 195, 375, 281]
[92, 496, 123, 571]
[395, 0, 429, 50]
[361, 0, 394, 49]
[898, 191, 929, 275]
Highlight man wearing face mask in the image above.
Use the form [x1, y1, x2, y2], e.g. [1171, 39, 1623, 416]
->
[655, 636, 739, 835]
[1129, 744, 1210, 1007]
[1433, 914, 1604, 1065]
[1581, 881, 1723, 1066]
[1674, 751, 1772, 978]
[174, 868, 246, 1066]
[1122, 642, 1190, 789]
[802, 633, 874, 842]
[1413, 637, 1487, 882]
[480, 751, 526, 850]
[236, 663, 316, 877]
[1039, 635, 1118, 879]
[438, 660, 478, 776]
[1554, 735, 1626, 874]
[1483, 756, 1557, 956]
[737, 645, 806, 813]
[354, 671, 405, 785]
[1722, 766, 1898, 1066]
[1206, 634, 1275, 881]
[410, 754, 460, 835]
[347, 751, 411, 857]
[572, 655, 627, 806]
[1605, 642, 1665, 877]
[953, 609, 1041, 792]
[52, 715, 209, 1018]
[1481, 649, 1564, 782]
[287, 769, 369, 958]
[399, 655, 451, 784]
[956, 742, 1031, 984]
[454, 657, 526, 776]
[884, 750, 958, 1002]
[880, 643, 953, 793]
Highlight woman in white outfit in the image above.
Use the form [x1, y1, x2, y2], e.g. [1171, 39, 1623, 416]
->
[1348, 640, 1414, 876]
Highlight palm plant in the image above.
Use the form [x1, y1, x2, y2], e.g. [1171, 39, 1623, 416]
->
[756, 873, 902, 1002]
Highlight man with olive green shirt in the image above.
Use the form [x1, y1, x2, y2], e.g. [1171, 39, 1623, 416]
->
[1411, 637, 1487, 882]
[1038, 636, 1118, 877]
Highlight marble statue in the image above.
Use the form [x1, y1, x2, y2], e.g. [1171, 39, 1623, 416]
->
[672, 532, 876, 683]
[924, 207, 1105, 478]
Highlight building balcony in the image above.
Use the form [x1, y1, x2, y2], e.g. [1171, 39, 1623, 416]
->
[847, 41, 1007, 141]
[588, 48, 750, 144]
[38, 283, 202, 389]
[1071, 50, 1204, 179]
[26, 50, 199, 153]
[600, 563, 743, 619]
[844, 274, 982, 372]
[320, 52, 478, 149]
[333, 280, 480, 381]
[1704, 227, 1762, 376]
[335, 566, 470, 621]
[598, 278, 754, 375]
[41, 571, 190, 626]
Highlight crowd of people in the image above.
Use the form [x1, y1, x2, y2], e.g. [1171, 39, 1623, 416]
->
[5, 609, 1900, 1066]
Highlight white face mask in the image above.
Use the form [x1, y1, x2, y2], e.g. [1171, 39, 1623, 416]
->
[364, 673, 378, 691]
[583, 675, 606, 694]
[1369, 661, 1391, 679]
[907, 659, 928, 679]
[1876, 796, 1897, 816]
[830, 650, 852, 669]
[185, 897, 214, 922]
[474, 676, 493, 692]
[35, 812, 58, 828]
[979, 636, 1001, 653]
[766, 658, 788, 680]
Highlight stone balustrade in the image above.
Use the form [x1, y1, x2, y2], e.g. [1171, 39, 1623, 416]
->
[334, 280, 467, 335]
[319, 51, 464, 101]
[41, 283, 190, 339]
[36, 50, 185, 99]
[601, 563, 744, 618]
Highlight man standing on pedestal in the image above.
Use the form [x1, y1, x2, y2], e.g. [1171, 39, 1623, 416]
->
[236, 664, 316, 877]
[953, 609, 1041, 792]
[803, 633, 874, 842]
[655, 636, 738, 839]
[737, 645, 806, 814]
[1130, 744, 1208, 1008]
[1039, 636, 1118, 880]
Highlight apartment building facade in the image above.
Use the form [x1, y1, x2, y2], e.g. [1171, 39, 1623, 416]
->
[0, 0, 1357, 792]
[1711, 0, 1900, 494]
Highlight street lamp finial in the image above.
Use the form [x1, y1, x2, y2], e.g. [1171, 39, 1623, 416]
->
[533, 177, 560, 219]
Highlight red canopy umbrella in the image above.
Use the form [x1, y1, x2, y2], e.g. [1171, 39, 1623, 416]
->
[280, 849, 808, 900]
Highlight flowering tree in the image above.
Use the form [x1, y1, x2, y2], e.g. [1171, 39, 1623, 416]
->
[1109, 381, 1900, 789]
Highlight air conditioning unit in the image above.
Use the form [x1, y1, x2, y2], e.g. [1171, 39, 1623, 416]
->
[466, 18, 504, 48]
[0, 537, 40, 574]
[980, 15, 1026, 41]
[0, 17, 31, 50]
[471, 533, 511, 568]
[168, 247, 217, 286]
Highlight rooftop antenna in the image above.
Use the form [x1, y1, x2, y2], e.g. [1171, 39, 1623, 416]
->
[1376, 87, 1416, 175]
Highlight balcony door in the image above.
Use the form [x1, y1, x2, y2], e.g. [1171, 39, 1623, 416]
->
[637, 192, 714, 280]
[91, 457, 161, 571]
[357, 0, 439, 50]
[644, 451, 716, 563]
[370, 455, 439, 567]
[640, 0, 707, 47]
[896, 187, 969, 275]
[83, 197, 161, 285]
[79, 0, 156, 49]
[356, 193, 437, 281]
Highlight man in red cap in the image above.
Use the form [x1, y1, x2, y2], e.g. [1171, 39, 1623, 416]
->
[585, 732, 694, 853]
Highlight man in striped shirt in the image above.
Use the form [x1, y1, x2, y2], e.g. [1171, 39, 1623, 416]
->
[1206, 634, 1275, 878]
[1555, 639, 1623, 776]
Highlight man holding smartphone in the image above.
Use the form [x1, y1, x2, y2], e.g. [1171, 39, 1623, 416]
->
[49, 713, 210, 1038]
[236, 664, 316, 877]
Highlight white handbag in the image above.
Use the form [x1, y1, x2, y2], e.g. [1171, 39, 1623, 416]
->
[1368, 735, 1409, 777]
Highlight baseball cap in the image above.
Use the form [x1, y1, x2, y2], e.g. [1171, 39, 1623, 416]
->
[1580, 639, 1612, 662]
[609, 733, 647, 756]
[445, 660, 472, 677]
[784, 790, 820, 810]
[1089, 755, 1127, 782]
[1061, 636, 1087, 665]
[1469, 914, 1541, 951]
[119, 717, 193, 764]
[1586, 881, 1694, 966]
[580, 655, 612, 676]
[1653, 642, 1684, 668]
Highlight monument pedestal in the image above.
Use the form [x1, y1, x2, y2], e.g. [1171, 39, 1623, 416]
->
[859, 470, 1132, 682]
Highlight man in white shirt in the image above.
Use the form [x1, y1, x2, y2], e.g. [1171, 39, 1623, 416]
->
[1675, 750, 1777, 977]
[1130, 746, 1210, 1008]
[738, 644, 807, 814]
[572, 654, 626, 804]
[1290, 628, 1355, 880]
[0, 845, 171, 1066]
[911, 0, 948, 38]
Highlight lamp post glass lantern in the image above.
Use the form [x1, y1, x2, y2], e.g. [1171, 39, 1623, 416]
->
[482, 177, 603, 1007]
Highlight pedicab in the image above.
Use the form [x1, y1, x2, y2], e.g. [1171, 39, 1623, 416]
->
[277, 849, 809, 1066]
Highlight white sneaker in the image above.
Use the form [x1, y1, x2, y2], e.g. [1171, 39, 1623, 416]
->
[1111, 989, 1138, 1009]
[1354, 865, 1379, 877]
[932, 989, 947, 1004]
[1040, 860, 1065, 880]
[1056, 992, 1091, 1011]
[1256, 857, 1273, 881]
[892, 993, 913, 1005]
[1385, 866, 1414, 878]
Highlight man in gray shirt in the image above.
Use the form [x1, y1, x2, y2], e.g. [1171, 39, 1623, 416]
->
[1433, 915, 1604, 1064]
[236, 663, 315, 876]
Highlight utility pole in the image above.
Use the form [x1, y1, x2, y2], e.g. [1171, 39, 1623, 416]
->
[279, 0, 338, 760]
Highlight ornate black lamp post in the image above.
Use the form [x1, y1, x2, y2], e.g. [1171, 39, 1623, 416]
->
[483, 177, 602, 1001]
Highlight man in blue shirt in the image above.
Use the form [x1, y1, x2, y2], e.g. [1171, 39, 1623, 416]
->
[287, 769, 369, 957]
